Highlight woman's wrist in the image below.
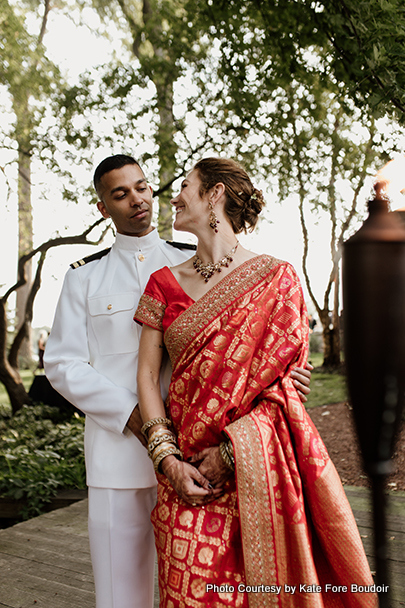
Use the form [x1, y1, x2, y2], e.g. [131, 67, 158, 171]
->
[160, 453, 181, 476]
[142, 416, 183, 473]
[141, 417, 172, 439]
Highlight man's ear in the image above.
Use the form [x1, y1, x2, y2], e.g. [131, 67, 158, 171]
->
[97, 200, 110, 219]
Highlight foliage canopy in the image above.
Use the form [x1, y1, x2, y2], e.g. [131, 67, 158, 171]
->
[191, 0, 405, 123]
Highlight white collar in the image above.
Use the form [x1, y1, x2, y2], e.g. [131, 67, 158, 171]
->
[113, 228, 161, 252]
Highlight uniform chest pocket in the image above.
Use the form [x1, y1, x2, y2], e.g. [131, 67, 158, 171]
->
[88, 293, 140, 355]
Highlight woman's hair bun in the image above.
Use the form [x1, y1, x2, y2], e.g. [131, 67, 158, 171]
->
[194, 157, 266, 234]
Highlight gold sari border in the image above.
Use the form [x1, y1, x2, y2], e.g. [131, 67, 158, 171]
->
[135, 293, 166, 332]
[165, 255, 283, 368]
[310, 461, 377, 606]
[226, 415, 281, 608]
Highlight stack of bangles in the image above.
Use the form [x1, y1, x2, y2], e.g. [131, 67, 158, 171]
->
[219, 439, 235, 472]
[141, 417, 183, 472]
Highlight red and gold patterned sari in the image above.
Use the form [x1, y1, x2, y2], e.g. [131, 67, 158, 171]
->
[135, 255, 376, 608]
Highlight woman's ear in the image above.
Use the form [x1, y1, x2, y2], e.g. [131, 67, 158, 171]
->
[210, 182, 226, 205]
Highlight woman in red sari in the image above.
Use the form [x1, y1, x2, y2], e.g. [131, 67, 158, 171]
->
[135, 158, 376, 608]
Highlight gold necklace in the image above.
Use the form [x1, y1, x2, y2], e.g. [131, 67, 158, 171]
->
[193, 242, 239, 282]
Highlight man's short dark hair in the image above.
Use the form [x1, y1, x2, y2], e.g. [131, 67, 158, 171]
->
[93, 155, 141, 197]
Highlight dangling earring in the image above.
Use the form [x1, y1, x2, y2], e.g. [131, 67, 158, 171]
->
[208, 200, 219, 233]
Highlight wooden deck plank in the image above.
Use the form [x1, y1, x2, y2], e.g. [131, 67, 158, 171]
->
[345, 486, 405, 607]
[0, 500, 95, 608]
[0, 488, 404, 608]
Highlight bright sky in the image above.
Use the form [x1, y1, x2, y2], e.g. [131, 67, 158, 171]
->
[2, 7, 405, 333]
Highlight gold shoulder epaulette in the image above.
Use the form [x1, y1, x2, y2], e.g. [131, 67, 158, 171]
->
[166, 240, 197, 251]
[70, 247, 111, 269]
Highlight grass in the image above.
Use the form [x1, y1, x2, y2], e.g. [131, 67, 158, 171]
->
[0, 359, 346, 414]
[306, 351, 348, 408]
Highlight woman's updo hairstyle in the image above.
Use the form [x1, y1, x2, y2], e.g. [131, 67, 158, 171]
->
[193, 157, 265, 234]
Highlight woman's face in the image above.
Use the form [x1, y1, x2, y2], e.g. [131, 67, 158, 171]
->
[171, 169, 208, 233]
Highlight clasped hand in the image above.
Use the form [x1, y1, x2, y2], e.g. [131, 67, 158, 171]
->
[161, 446, 230, 506]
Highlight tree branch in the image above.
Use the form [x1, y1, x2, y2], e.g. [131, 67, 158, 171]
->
[38, 0, 51, 47]
[116, 0, 143, 58]
[288, 94, 322, 317]
[1, 217, 107, 304]
[152, 136, 215, 197]
[8, 251, 46, 368]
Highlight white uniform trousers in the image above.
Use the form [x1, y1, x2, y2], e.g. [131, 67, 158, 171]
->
[88, 487, 157, 608]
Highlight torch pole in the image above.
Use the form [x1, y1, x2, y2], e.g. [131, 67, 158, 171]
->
[343, 195, 405, 607]
[371, 475, 389, 606]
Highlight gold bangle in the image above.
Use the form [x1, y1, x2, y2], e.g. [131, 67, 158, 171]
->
[150, 441, 178, 460]
[219, 441, 235, 472]
[141, 417, 172, 438]
[148, 428, 176, 445]
[224, 440, 235, 466]
[148, 432, 176, 455]
[153, 446, 183, 473]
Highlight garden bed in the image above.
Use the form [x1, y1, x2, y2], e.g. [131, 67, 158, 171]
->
[0, 488, 87, 529]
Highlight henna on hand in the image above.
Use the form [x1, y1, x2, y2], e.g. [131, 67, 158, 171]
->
[161, 455, 222, 506]
[189, 446, 233, 488]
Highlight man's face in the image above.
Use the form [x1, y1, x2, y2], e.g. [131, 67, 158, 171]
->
[97, 164, 154, 237]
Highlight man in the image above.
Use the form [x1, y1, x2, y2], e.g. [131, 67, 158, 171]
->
[44, 154, 311, 608]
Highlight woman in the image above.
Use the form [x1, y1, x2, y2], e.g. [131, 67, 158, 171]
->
[135, 158, 376, 608]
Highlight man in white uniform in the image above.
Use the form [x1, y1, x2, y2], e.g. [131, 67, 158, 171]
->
[44, 154, 311, 608]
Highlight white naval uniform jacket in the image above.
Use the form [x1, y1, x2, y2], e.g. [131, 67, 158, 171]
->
[44, 229, 192, 489]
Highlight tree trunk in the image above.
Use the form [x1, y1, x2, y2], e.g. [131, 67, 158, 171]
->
[0, 218, 108, 415]
[319, 307, 341, 369]
[122, 0, 178, 241]
[156, 80, 177, 240]
[0, 366, 31, 415]
[15, 124, 33, 367]
[0, 300, 30, 415]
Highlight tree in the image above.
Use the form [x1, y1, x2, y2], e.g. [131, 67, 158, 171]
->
[78, 0, 206, 238]
[0, 0, 61, 364]
[3, 0, 403, 377]
[316, 0, 405, 120]
[193, 0, 405, 124]
[257, 79, 387, 367]
[182, 0, 402, 367]
[0, 219, 109, 414]
[73, 0, 265, 238]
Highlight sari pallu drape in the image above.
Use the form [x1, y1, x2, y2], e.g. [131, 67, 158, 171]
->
[135, 255, 376, 608]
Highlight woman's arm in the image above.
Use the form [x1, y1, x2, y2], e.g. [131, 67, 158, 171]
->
[137, 325, 221, 505]
[137, 324, 166, 423]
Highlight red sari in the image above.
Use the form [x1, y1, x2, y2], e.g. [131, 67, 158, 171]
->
[135, 255, 376, 608]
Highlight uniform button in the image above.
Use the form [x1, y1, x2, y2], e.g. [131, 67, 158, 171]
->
[107, 304, 113, 310]
[138, 254, 145, 262]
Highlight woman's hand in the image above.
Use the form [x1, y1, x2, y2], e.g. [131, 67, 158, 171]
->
[160, 455, 223, 506]
[189, 446, 233, 488]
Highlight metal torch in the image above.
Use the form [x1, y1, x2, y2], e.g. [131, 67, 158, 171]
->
[343, 182, 405, 607]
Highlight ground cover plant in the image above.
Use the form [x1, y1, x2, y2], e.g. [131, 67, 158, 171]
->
[0, 403, 86, 519]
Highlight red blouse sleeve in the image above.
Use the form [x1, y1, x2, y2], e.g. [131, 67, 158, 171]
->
[134, 269, 168, 332]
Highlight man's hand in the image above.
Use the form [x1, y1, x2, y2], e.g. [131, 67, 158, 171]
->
[189, 446, 233, 488]
[126, 404, 147, 448]
[291, 363, 313, 403]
